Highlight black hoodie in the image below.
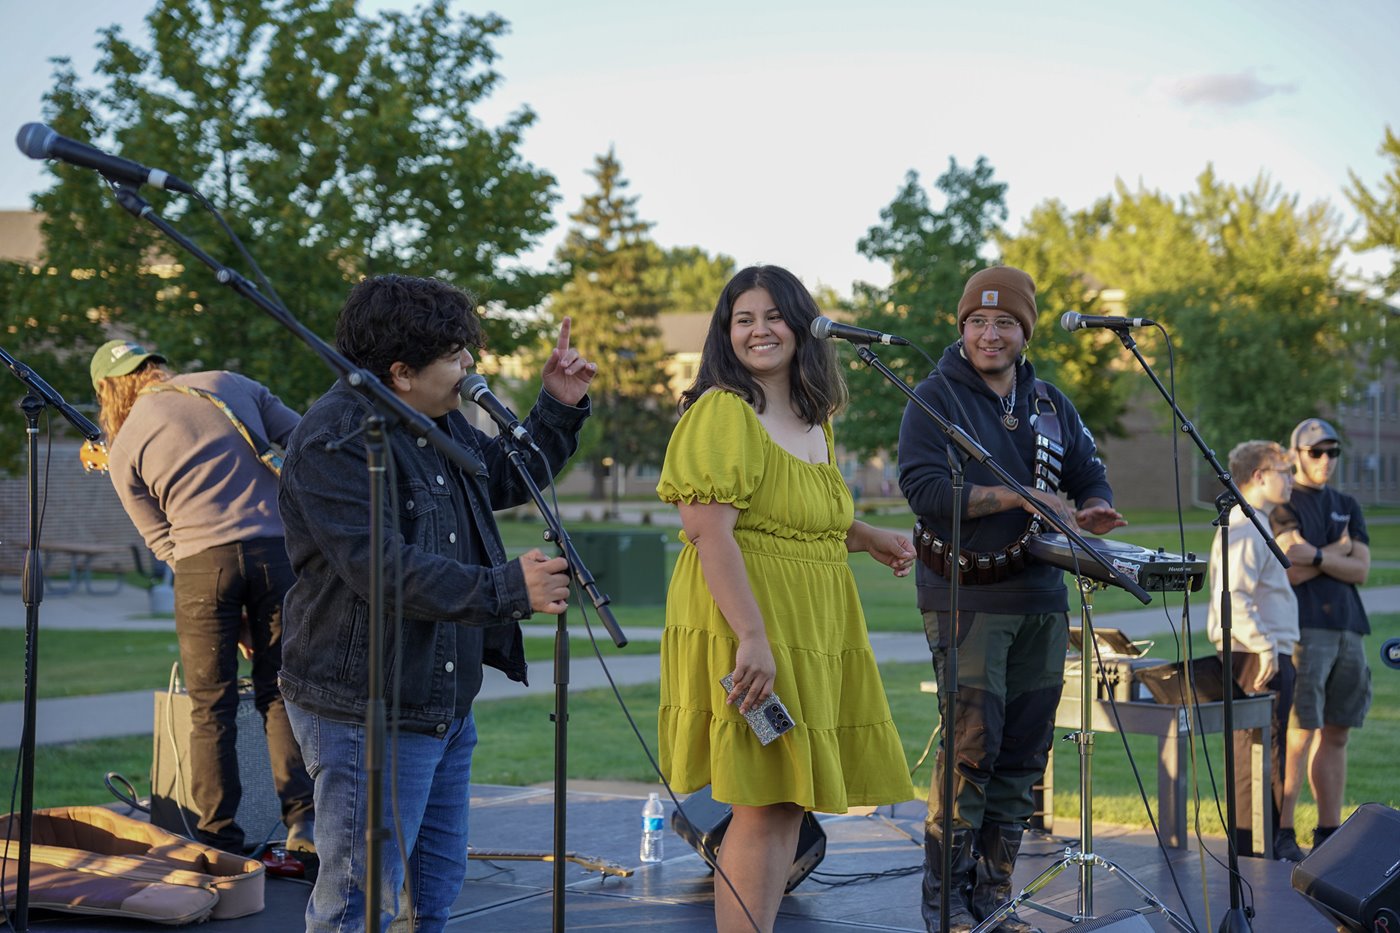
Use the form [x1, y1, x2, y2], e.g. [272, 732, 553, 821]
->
[897, 341, 1113, 615]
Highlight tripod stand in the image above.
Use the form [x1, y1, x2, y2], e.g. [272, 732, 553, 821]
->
[974, 578, 1193, 932]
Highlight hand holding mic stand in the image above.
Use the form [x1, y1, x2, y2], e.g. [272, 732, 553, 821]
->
[1068, 313, 1290, 933]
[466, 384, 627, 931]
[0, 349, 103, 933]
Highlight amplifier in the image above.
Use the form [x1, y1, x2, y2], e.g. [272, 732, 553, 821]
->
[1292, 803, 1400, 932]
[151, 685, 282, 845]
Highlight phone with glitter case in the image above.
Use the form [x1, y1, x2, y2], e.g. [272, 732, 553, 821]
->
[720, 673, 795, 745]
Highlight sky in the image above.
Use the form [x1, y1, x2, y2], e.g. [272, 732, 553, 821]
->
[4, 0, 1399, 298]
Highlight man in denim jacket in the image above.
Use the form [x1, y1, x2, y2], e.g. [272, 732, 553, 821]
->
[278, 274, 595, 932]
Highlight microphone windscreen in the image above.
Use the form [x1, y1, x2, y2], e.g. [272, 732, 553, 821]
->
[1059, 311, 1081, 332]
[810, 317, 832, 339]
[458, 373, 488, 397]
[16, 123, 54, 159]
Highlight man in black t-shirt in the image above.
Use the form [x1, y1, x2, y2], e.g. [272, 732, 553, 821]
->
[1272, 418, 1372, 855]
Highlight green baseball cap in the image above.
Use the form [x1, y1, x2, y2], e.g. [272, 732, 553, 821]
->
[90, 339, 166, 389]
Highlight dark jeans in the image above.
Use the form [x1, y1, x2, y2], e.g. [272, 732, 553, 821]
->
[174, 537, 313, 850]
[1227, 650, 1296, 840]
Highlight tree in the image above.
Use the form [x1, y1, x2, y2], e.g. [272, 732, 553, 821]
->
[650, 246, 735, 315]
[1163, 169, 1370, 448]
[1033, 170, 1373, 452]
[998, 198, 1136, 439]
[1, 0, 558, 471]
[840, 158, 1007, 460]
[547, 149, 674, 504]
[1345, 125, 1400, 297]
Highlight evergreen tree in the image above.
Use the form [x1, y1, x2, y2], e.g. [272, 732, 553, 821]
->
[548, 149, 674, 504]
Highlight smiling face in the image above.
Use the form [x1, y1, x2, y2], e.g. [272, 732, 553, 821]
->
[960, 310, 1027, 382]
[729, 287, 796, 380]
[391, 345, 475, 417]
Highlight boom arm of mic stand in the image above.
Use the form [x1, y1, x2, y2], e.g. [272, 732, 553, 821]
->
[504, 445, 628, 648]
[107, 185, 484, 476]
[0, 346, 102, 441]
[854, 346, 1152, 605]
[1111, 330, 1289, 570]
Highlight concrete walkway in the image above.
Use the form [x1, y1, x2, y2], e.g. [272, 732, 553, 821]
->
[6, 582, 1400, 749]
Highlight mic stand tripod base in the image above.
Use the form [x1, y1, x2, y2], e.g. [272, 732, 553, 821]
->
[972, 579, 1193, 933]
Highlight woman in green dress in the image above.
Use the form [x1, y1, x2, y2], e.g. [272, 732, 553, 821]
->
[657, 264, 916, 932]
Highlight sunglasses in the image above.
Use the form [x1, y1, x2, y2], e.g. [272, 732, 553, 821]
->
[1304, 447, 1341, 460]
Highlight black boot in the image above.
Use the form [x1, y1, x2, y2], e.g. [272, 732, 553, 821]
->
[970, 822, 1043, 933]
[921, 825, 978, 933]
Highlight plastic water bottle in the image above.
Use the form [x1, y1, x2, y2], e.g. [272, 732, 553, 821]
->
[640, 792, 664, 863]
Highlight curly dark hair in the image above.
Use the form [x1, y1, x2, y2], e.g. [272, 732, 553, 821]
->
[335, 274, 484, 383]
[679, 265, 847, 426]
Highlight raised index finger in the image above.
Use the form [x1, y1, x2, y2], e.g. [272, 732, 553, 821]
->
[556, 316, 572, 353]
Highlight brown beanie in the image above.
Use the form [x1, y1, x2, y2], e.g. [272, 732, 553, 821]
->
[957, 266, 1038, 340]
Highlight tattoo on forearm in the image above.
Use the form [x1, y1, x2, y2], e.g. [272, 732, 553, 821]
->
[967, 488, 1003, 518]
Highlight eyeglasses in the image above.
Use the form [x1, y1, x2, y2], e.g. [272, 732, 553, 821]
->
[964, 316, 1021, 333]
[1304, 447, 1341, 460]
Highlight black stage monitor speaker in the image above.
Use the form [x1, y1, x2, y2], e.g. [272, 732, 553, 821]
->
[670, 785, 826, 893]
[151, 684, 282, 844]
[1070, 909, 1155, 931]
[1291, 803, 1400, 933]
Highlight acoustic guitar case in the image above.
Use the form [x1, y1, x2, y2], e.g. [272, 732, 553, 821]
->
[0, 805, 264, 925]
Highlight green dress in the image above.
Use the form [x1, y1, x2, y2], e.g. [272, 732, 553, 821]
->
[656, 390, 914, 812]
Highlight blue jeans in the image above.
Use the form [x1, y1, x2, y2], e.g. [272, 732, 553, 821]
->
[286, 701, 478, 933]
[174, 537, 313, 850]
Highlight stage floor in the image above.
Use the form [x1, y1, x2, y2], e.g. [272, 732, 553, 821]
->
[16, 784, 1335, 932]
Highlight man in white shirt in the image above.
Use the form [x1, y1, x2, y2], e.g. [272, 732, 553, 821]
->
[1206, 440, 1302, 861]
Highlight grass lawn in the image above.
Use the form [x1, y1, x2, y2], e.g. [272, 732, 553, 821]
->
[6, 511, 1398, 834]
[0, 630, 659, 703]
[9, 617, 1396, 839]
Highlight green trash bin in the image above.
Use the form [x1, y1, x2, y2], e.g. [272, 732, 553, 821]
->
[570, 529, 670, 605]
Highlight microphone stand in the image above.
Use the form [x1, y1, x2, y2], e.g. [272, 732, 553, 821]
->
[850, 345, 1149, 933]
[496, 439, 626, 933]
[105, 184, 487, 932]
[939, 441, 965, 933]
[1107, 326, 1287, 933]
[0, 350, 103, 933]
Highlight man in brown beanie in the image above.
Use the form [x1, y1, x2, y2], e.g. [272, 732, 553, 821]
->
[897, 266, 1125, 933]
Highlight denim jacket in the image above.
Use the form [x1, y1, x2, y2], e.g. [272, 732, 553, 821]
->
[277, 379, 588, 735]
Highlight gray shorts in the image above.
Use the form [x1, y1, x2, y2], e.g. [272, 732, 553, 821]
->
[1289, 628, 1372, 730]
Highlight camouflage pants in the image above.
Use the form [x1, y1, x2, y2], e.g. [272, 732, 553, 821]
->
[923, 610, 1067, 830]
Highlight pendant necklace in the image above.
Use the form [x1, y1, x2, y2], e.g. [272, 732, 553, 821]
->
[1000, 370, 1019, 431]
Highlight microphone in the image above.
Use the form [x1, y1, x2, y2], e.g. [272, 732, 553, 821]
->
[1060, 311, 1155, 332]
[809, 316, 910, 346]
[15, 122, 195, 194]
[459, 374, 537, 449]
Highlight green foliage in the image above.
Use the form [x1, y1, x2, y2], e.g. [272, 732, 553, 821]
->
[1120, 170, 1365, 448]
[1000, 167, 1378, 453]
[999, 198, 1134, 439]
[841, 158, 1008, 460]
[1346, 125, 1400, 296]
[548, 149, 676, 498]
[650, 245, 735, 315]
[1, 0, 557, 471]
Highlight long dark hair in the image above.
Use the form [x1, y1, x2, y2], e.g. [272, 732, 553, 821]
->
[679, 265, 847, 427]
